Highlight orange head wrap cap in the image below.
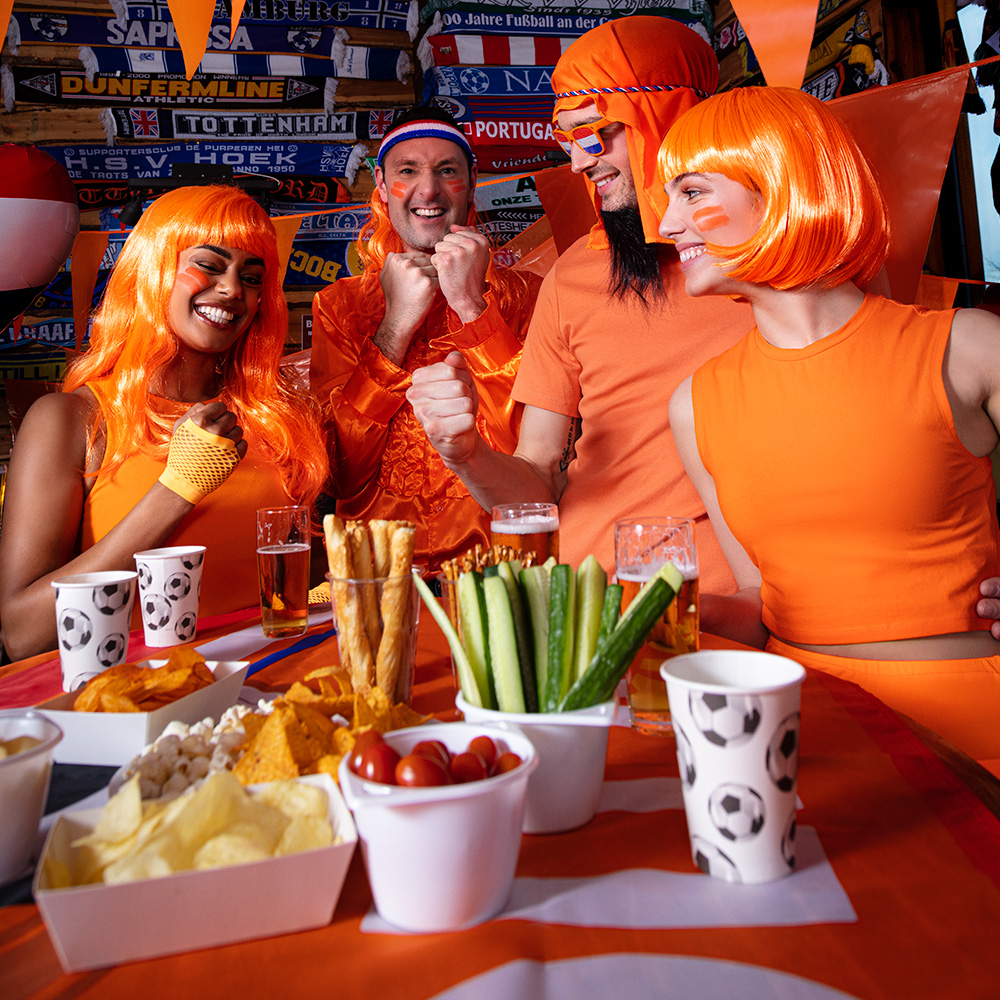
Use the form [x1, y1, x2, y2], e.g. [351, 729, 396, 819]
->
[552, 16, 718, 246]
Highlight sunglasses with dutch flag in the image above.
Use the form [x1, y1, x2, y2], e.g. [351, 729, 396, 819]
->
[551, 115, 621, 157]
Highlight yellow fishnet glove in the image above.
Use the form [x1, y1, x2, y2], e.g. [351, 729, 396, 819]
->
[158, 418, 241, 504]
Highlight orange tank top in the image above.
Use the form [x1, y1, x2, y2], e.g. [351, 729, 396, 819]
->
[691, 294, 999, 644]
[81, 381, 291, 619]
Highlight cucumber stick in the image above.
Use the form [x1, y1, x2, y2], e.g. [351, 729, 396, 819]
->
[596, 583, 624, 650]
[496, 561, 538, 712]
[412, 573, 484, 708]
[559, 562, 683, 712]
[456, 571, 497, 709]
[573, 555, 607, 682]
[520, 565, 551, 698]
[483, 575, 526, 713]
[543, 563, 576, 711]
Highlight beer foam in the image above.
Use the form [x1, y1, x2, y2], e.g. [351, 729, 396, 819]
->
[490, 515, 559, 534]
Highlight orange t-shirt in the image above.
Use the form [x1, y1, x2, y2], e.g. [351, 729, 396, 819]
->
[81, 382, 291, 618]
[692, 293, 999, 643]
[310, 271, 541, 572]
[512, 234, 752, 590]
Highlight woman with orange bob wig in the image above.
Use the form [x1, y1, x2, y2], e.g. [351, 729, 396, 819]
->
[0, 185, 327, 660]
[660, 87, 1000, 774]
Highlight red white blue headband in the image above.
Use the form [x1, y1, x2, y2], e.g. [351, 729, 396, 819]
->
[376, 120, 475, 169]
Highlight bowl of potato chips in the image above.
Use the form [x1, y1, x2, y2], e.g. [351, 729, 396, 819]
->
[0, 708, 63, 884]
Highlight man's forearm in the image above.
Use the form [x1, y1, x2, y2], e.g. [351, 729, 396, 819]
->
[442, 435, 558, 512]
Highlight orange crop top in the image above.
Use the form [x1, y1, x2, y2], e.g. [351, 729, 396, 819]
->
[691, 293, 999, 644]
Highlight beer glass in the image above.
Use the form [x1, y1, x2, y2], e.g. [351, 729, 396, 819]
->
[256, 506, 310, 638]
[490, 502, 559, 564]
[614, 516, 700, 733]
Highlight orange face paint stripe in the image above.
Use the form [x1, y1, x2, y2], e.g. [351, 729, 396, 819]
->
[692, 206, 730, 232]
[445, 180, 466, 194]
[175, 267, 212, 295]
[390, 181, 408, 199]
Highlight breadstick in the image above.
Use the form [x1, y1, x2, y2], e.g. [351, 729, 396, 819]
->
[375, 523, 416, 700]
[369, 519, 393, 581]
[323, 515, 374, 693]
[347, 520, 382, 657]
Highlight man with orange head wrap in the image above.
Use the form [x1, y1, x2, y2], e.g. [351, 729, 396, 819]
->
[310, 105, 541, 572]
[409, 16, 756, 632]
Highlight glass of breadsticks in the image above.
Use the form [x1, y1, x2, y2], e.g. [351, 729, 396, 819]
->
[323, 516, 420, 704]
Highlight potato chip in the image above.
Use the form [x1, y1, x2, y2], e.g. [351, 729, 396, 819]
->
[275, 816, 334, 855]
[72, 649, 214, 712]
[84, 775, 143, 845]
[252, 780, 328, 821]
[193, 832, 271, 869]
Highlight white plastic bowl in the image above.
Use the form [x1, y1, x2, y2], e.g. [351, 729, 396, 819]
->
[338, 722, 537, 933]
[0, 709, 63, 884]
[456, 693, 614, 834]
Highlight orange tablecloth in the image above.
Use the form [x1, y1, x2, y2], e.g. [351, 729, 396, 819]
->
[2, 617, 1000, 1000]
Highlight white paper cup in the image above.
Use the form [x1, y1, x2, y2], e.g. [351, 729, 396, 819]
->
[0, 709, 62, 884]
[51, 571, 137, 691]
[133, 546, 205, 648]
[661, 650, 805, 885]
[338, 723, 536, 932]
[456, 692, 614, 834]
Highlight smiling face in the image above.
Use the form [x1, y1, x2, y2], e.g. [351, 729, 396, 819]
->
[166, 243, 263, 357]
[555, 101, 637, 213]
[374, 136, 476, 254]
[658, 171, 762, 296]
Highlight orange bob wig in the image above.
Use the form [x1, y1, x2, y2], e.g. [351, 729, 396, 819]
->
[657, 87, 890, 290]
[63, 184, 328, 506]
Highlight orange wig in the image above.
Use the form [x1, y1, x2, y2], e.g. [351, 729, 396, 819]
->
[658, 87, 890, 290]
[62, 184, 328, 506]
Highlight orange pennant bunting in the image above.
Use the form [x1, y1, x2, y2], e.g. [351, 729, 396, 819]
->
[230, 0, 246, 42]
[0, 0, 13, 55]
[829, 64, 969, 304]
[166, 0, 217, 80]
[729, 0, 821, 89]
[271, 214, 304, 286]
[70, 231, 110, 353]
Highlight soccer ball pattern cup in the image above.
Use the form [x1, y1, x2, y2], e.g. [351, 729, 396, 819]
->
[51, 571, 138, 691]
[133, 546, 205, 648]
[660, 650, 805, 885]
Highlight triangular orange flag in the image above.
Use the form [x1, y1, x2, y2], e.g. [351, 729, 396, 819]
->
[166, 0, 216, 80]
[70, 231, 110, 353]
[271, 214, 304, 285]
[729, 0, 820, 89]
[0, 0, 14, 53]
[230, 0, 246, 42]
[829, 64, 969, 305]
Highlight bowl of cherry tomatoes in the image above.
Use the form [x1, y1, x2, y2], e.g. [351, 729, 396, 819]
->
[337, 722, 537, 933]
[455, 693, 616, 835]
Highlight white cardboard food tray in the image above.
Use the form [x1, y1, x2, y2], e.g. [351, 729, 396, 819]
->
[33, 773, 357, 972]
[36, 660, 249, 766]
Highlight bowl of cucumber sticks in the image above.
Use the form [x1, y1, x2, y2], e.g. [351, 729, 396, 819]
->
[415, 554, 682, 833]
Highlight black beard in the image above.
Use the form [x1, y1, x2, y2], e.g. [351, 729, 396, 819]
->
[601, 207, 665, 305]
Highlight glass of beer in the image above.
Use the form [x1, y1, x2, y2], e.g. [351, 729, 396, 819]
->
[490, 502, 559, 564]
[614, 516, 700, 734]
[256, 505, 310, 638]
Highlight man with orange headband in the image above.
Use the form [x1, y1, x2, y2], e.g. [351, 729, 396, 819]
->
[409, 17, 754, 623]
[309, 106, 541, 571]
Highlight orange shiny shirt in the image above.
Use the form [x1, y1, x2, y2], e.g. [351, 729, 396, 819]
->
[310, 273, 541, 572]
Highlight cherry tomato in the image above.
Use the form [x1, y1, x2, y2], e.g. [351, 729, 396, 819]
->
[411, 739, 451, 769]
[348, 730, 385, 775]
[357, 742, 401, 784]
[450, 751, 489, 784]
[468, 735, 498, 768]
[491, 752, 522, 775]
[395, 753, 451, 787]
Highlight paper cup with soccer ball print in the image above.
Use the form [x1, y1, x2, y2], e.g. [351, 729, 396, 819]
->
[51, 571, 137, 691]
[660, 650, 805, 885]
[133, 546, 205, 648]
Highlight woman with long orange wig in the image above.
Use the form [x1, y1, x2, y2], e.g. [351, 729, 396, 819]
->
[0, 185, 328, 660]
[659, 86, 1000, 774]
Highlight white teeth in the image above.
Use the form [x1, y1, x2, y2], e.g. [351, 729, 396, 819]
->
[414, 208, 443, 217]
[196, 305, 234, 324]
[679, 247, 706, 263]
